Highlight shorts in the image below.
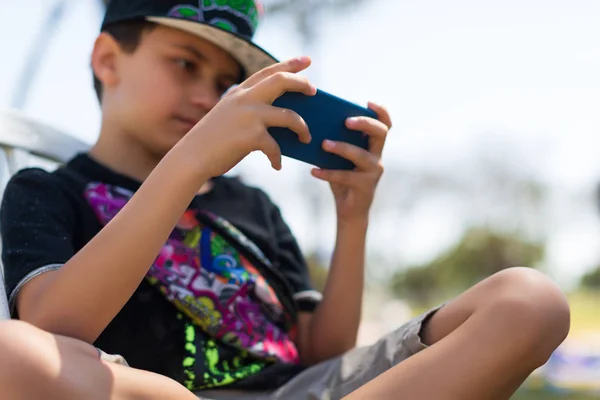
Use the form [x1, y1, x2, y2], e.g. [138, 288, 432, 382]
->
[101, 305, 442, 400]
[97, 348, 129, 366]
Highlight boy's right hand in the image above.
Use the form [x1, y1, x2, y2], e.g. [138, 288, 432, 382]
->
[185, 57, 316, 177]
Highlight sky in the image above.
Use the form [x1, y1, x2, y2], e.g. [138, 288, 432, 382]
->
[1, 0, 600, 288]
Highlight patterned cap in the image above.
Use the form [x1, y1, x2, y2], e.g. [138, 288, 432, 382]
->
[102, 0, 278, 78]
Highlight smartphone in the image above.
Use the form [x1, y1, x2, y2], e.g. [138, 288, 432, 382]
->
[268, 89, 377, 170]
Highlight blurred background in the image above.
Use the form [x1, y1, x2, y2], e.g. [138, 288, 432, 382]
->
[1, 0, 600, 398]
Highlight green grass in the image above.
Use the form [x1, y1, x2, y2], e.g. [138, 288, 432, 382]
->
[568, 290, 600, 333]
[409, 290, 600, 399]
[511, 291, 600, 399]
[512, 389, 598, 400]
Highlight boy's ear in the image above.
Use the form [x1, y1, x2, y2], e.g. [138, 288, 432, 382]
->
[91, 33, 121, 90]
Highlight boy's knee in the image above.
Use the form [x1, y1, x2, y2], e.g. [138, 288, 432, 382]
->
[0, 320, 57, 374]
[0, 320, 106, 399]
[0, 320, 41, 357]
[0, 320, 51, 397]
[485, 267, 570, 364]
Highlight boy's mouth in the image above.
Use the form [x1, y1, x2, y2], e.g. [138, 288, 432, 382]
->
[174, 116, 200, 131]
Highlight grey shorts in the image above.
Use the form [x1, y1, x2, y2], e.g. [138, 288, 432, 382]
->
[101, 306, 441, 400]
[97, 348, 129, 366]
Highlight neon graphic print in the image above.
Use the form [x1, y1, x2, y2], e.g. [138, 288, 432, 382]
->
[84, 182, 299, 389]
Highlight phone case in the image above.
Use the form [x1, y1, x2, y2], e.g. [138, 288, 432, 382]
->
[268, 89, 377, 170]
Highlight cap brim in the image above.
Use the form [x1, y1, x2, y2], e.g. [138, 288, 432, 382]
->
[146, 16, 278, 79]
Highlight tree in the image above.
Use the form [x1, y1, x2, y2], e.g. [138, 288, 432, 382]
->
[390, 227, 545, 306]
[581, 266, 600, 290]
[585, 184, 600, 290]
[305, 253, 329, 292]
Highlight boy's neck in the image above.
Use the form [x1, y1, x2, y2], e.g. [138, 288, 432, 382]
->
[88, 126, 214, 195]
[89, 128, 162, 183]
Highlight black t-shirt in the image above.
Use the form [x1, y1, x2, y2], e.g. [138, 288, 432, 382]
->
[1, 153, 322, 391]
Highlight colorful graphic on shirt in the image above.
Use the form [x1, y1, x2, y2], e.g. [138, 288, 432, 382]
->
[84, 182, 299, 389]
[179, 316, 268, 389]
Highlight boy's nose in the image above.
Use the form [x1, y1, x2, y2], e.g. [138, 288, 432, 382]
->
[189, 82, 221, 111]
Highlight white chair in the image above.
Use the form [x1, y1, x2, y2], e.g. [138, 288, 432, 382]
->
[0, 108, 89, 320]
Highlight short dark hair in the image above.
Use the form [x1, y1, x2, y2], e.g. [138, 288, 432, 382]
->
[93, 20, 157, 102]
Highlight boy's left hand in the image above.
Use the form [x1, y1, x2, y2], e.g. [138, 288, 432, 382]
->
[311, 102, 392, 223]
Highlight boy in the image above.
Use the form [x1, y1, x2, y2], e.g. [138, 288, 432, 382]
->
[0, 1, 570, 399]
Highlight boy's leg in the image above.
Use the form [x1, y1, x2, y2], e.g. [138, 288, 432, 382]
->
[0, 320, 199, 400]
[266, 267, 568, 400]
[344, 267, 570, 400]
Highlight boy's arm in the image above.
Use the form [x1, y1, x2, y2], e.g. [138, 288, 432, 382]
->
[17, 150, 213, 342]
[296, 218, 367, 365]
[12, 57, 315, 343]
[296, 103, 392, 365]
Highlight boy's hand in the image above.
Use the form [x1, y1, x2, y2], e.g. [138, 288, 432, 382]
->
[185, 57, 316, 177]
[311, 103, 392, 223]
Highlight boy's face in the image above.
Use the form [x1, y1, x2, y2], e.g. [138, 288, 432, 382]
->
[95, 25, 241, 159]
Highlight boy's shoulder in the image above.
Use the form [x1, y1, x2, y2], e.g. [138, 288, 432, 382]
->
[1, 155, 107, 225]
[9, 165, 60, 182]
[5, 158, 88, 200]
[5, 165, 74, 198]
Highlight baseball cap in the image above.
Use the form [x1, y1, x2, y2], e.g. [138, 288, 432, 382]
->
[102, 0, 278, 79]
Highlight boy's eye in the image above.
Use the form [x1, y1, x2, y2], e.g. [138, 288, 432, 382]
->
[174, 59, 196, 73]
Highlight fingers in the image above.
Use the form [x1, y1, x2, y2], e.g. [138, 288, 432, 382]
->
[257, 135, 283, 171]
[322, 140, 381, 172]
[238, 56, 312, 90]
[259, 104, 311, 144]
[311, 169, 373, 188]
[368, 102, 392, 129]
[344, 102, 391, 157]
[250, 71, 317, 103]
[346, 116, 388, 157]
